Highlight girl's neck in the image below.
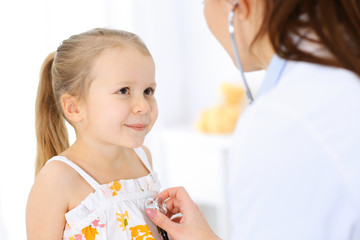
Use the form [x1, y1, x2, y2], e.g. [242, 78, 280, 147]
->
[60, 138, 148, 184]
[62, 138, 131, 171]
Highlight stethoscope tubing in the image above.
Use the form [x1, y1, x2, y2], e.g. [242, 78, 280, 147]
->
[228, 2, 254, 104]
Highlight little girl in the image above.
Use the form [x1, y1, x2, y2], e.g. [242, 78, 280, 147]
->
[26, 28, 161, 240]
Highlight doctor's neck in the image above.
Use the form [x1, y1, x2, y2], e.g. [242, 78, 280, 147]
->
[249, 35, 275, 71]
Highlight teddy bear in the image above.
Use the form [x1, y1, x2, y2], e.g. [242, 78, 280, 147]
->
[195, 82, 247, 134]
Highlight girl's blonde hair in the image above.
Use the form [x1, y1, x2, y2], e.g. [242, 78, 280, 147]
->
[35, 28, 151, 176]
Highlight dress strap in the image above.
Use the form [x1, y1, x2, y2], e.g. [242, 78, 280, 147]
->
[46, 156, 101, 190]
[134, 147, 152, 172]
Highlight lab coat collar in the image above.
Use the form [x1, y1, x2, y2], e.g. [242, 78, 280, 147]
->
[256, 54, 287, 99]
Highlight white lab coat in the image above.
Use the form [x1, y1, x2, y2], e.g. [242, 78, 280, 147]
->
[228, 60, 360, 239]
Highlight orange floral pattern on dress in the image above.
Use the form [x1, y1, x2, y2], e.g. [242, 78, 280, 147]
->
[82, 226, 99, 240]
[129, 225, 155, 240]
[110, 181, 122, 196]
[67, 218, 105, 240]
[68, 234, 82, 240]
[116, 211, 129, 231]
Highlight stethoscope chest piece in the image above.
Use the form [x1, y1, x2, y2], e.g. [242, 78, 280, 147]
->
[145, 198, 169, 240]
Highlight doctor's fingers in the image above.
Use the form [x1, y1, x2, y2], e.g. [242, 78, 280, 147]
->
[164, 198, 183, 215]
[165, 203, 180, 219]
[161, 188, 196, 212]
[164, 198, 202, 222]
[156, 186, 192, 207]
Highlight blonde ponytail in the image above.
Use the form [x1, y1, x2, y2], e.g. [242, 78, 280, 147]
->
[35, 52, 69, 176]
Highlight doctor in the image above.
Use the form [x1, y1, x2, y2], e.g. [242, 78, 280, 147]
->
[146, 0, 360, 239]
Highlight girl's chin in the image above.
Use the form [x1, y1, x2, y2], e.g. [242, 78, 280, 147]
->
[121, 139, 145, 149]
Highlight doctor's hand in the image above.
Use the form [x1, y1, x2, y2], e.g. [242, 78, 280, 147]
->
[145, 187, 221, 240]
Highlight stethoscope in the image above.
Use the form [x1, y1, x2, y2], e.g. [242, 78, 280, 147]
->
[145, 198, 169, 240]
[228, 0, 254, 104]
[229, 0, 291, 103]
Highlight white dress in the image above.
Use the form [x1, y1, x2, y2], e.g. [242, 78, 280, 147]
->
[45, 147, 162, 240]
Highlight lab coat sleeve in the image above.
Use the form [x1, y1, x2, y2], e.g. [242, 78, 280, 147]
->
[227, 104, 360, 240]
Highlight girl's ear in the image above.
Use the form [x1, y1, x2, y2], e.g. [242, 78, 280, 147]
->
[60, 93, 84, 123]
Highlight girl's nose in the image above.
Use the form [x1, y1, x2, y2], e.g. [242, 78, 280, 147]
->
[132, 96, 151, 114]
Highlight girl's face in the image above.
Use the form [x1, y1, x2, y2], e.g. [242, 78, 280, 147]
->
[78, 47, 158, 149]
[203, 0, 268, 71]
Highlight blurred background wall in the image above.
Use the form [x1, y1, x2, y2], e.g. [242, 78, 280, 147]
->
[0, 1, 264, 239]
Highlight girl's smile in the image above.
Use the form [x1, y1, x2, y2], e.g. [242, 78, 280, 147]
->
[125, 123, 148, 131]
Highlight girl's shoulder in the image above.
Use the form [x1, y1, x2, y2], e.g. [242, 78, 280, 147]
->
[32, 160, 75, 198]
[39, 159, 83, 188]
[30, 159, 94, 211]
[26, 160, 76, 238]
[26, 159, 94, 238]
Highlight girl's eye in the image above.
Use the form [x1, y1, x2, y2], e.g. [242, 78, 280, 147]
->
[144, 88, 155, 96]
[117, 87, 129, 95]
